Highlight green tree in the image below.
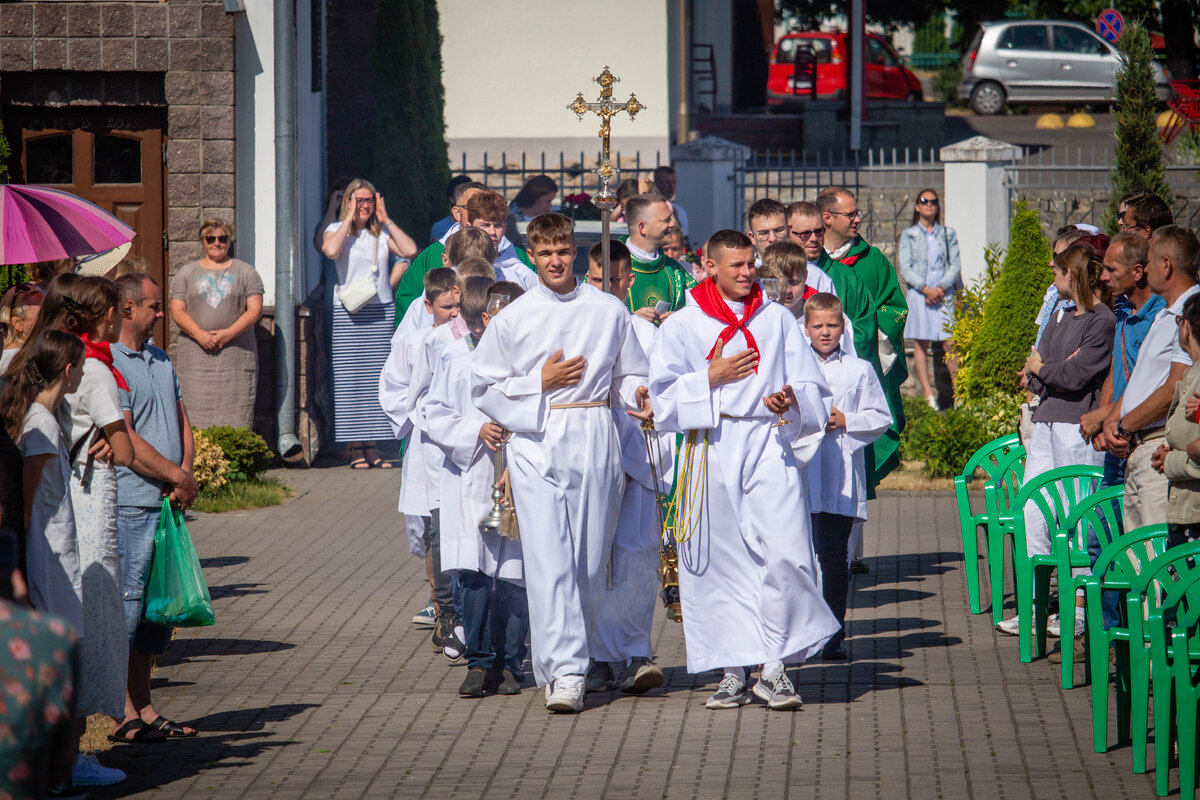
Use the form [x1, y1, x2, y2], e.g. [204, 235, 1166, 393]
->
[959, 200, 1052, 403]
[1104, 20, 1170, 234]
[366, 0, 451, 240]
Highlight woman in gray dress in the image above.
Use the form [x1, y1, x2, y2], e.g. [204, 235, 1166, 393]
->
[169, 219, 264, 430]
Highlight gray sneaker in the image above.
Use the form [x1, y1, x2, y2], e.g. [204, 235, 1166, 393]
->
[585, 660, 615, 693]
[705, 673, 751, 709]
[618, 657, 664, 694]
[752, 669, 803, 711]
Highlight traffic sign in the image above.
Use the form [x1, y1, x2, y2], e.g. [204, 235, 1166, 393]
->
[1096, 8, 1124, 43]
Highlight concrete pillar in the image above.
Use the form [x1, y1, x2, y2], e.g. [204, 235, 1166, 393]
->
[939, 136, 1021, 287]
[670, 136, 750, 244]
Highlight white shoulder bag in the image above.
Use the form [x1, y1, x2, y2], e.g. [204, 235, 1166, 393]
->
[336, 232, 380, 313]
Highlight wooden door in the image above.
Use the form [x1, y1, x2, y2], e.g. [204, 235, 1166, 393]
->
[5, 108, 168, 346]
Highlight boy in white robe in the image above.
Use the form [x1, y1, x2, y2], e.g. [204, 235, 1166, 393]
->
[760, 241, 856, 354]
[648, 229, 839, 711]
[471, 212, 652, 714]
[801, 293, 892, 661]
[378, 268, 465, 658]
[583, 241, 671, 695]
[425, 277, 530, 698]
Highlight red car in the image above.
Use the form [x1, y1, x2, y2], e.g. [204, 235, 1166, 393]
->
[767, 31, 924, 106]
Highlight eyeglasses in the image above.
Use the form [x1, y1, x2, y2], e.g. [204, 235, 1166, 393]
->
[1119, 222, 1147, 232]
[917, 197, 939, 206]
[751, 225, 788, 240]
[354, 197, 376, 206]
[204, 235, 229, 244]
[790, 227, 825, 240]
[827, 209, 863, 220]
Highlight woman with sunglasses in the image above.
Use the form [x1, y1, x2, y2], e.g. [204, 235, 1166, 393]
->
[168, 219, 264, 430]
[0, 282, 45, 373]
[899, 189, 961, 410]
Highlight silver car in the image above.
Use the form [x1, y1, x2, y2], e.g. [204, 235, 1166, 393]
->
[958, 20, 1171, 115]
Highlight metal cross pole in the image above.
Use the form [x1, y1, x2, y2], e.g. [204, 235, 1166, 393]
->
[568, 66, 643, 289]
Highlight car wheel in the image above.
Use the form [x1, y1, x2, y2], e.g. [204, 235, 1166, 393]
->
[970, 81, 1006, 115]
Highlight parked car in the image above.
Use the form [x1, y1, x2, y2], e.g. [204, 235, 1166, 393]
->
[958, 20, 1172, 115]
[767, 31, 924, 107]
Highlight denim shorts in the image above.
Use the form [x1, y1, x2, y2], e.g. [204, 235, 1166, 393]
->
[116, 505, 173, 655]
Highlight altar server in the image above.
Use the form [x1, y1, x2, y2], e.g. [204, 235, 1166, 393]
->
[583, 240, 670, 695]
[648, 229, 838, 711]
[471, 212, 652, 714]
[425, 277, 529, 698]
[801, 293, 891, 660]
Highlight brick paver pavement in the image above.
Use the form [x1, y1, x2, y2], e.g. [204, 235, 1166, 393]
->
[91, 466, 1159, 799]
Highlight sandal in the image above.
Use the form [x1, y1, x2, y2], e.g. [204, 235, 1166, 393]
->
[107, 718, 167, 744]
[146, 714, 197, 737]
[348, 445, 370, 470]
[364, 446, 395, 469]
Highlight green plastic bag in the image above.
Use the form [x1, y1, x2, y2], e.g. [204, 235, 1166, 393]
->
[142, 498, 215, 627]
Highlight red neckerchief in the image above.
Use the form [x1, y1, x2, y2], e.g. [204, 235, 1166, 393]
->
[801, 286, 819, 301]
[79, 333, 129, 391]
[690, 277, 763, 370]
[834, 238, 864, 266]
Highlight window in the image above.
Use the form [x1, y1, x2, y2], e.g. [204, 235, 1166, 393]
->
[25, 135, 74, 185]
[94, 135, 142, 184]
[1053, 26, 1107, 56]
[776, 37, 832, 65]
[867, 37, 899, 67]
[999, 25, 1050, 52]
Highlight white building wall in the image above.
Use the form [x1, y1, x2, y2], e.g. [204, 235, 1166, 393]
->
[438, 0, 671, 164]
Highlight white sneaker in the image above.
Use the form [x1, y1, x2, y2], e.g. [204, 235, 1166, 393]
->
[995, 615, 1021, 636]
[705, 673, 752, 709]
[545, 674, 585, 713]
[72, 753, 126, 786]
[1047, 613, 1062, 638]
[752, 668, 804, 710]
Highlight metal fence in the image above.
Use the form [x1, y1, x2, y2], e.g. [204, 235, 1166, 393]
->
[449, 151, 663, 201]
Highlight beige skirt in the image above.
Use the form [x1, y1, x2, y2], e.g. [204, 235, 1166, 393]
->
[174, 331, 258, 430]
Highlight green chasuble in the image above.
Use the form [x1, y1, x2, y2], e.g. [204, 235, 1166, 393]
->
[830, 237, 909, 485]
[815, 250, 879, 374]
[619, 237, 697, 313]
[393, 242, 444, 327]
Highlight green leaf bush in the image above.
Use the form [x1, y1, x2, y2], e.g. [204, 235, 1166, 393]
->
[200, 426, 274, 482]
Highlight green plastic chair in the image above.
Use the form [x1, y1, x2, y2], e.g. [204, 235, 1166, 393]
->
[1007, 464, 1102, 663]
[1080, 522, 1167, 755]
[1047, 485, 1125, 690]
[1126, 543, 1200, 777]
[953, 433, 1024, 615]
[981, 444, 1029, 625]
[1161, 565, 1200, 799]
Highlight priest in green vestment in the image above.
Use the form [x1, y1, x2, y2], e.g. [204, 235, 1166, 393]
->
[818, 188, 909, 484]
[618, 194, 696, 320]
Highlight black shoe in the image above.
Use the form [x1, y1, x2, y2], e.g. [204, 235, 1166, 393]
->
[585, 659, 615, 693]
[822, 641, 847, 660]
[434, 614, 465, 661]
[459, 667, 489, 698]
[850, 559, 869, 575]
[496, 669, 522, 695]
[618, 657, 664, 694]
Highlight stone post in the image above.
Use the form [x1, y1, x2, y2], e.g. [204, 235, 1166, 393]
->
[939, 136, 1021, 286]
[670, 136, 751, 245]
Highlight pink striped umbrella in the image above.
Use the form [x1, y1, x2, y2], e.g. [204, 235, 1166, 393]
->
[0, 184, 136, 266]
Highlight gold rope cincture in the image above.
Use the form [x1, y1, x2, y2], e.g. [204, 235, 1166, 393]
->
[643, 417, 682, 622]
[667, 429, 708, 545]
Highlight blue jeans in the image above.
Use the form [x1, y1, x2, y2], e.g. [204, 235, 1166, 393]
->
[116, 505, 174, 655]
[1086, 453, 1125, 630]
[457, 569, 529, 677]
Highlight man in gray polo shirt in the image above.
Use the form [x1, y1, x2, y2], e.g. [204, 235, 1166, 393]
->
[109, 272, 200, 742]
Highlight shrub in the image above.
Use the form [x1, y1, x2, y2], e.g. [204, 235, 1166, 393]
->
[935, 64, 965, 108]
[900, 392, 1021, 479]
[959, 200, 1051, 403]
[949, 241, 1004, 404]
[899, 393, 937, 461]
[192, 430, 231, 493]
[201, 426, 274, 481]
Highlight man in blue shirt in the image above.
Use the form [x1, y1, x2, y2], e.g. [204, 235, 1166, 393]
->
[1080, 233, 1164, 628]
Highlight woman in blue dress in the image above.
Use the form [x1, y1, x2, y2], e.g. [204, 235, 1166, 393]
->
[899, 189, 961, 410]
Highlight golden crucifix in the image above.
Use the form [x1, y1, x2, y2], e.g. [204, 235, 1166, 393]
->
[567, 66, 643, 293]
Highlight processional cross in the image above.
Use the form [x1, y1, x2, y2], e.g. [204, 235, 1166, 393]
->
[568, 66, 643, 288]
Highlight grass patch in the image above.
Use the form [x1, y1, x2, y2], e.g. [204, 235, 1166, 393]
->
[192, 477, 291, 514]
[877, 461, 955, 492]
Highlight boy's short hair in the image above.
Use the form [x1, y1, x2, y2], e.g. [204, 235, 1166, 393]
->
[488, 281, 526, 305]
[465, 190, 509, 224]
[756, 262, 785, 284]
[761, 241, 807, 282]
[588, 240, 632, 274]
[454, 257, 496, 282]
[622, 194, 667, 227]
[804, 291, 842, 317]
[746, 198, 786, 228]
[445, 226, 497, 267]
[460, 276, 495, 322]
[705, 229, 754, 261]
[424, 267, 458, 302]
[526, 212, 575, 249]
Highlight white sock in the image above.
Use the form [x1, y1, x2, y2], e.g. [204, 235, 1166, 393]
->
[763, 660, 783, 679]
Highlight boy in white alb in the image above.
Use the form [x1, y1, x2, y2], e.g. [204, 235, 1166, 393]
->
[471, 213, 652, 714]
[801, 293, 891, 660]
[649, 229, 838, 711]
[378, 268, 465, 657]
[425, 277, 530, 698]
[583, 241, 670, 695]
